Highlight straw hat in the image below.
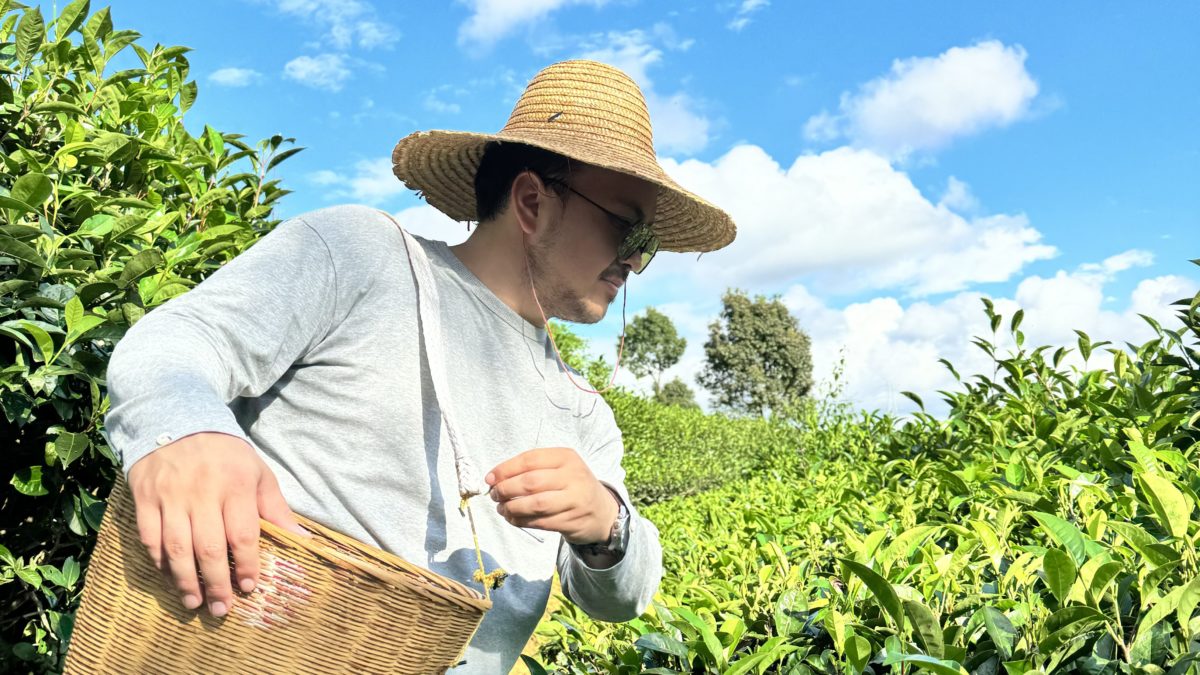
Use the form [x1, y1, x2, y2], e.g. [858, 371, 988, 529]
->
[391, 60, 736, 253]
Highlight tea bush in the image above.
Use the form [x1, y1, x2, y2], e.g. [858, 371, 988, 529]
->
[528, 276, 1200, 673]
[550, 323, 805, 506]
[0, 1, 299, 670]
[611, 391, 803, 505]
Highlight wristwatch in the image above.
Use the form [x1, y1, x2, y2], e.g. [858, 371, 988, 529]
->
[572, 497, 630, 558]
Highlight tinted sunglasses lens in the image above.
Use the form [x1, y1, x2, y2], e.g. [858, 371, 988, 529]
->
[620, 227, 659, 274]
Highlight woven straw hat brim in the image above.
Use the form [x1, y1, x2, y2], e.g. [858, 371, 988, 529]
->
[391, 130, 735, 253]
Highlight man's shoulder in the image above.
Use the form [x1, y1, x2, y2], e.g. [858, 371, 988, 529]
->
[281, 203, 414, 274]
[286, 203, 399, 247]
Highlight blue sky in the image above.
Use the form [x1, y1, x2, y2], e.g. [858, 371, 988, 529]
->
[54, 1, 1200, 414]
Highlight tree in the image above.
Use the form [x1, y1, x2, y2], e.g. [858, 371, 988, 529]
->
[549, 322, 614, 387]
[623, 307, 686, 395]
[655, 377, 699, 409]
[698, 289, 813, 416]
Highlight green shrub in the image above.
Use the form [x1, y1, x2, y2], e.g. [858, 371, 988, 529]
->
[530, 274, 1200, 673]
[0, 2, 298, 670]
[611, 391, 803, 506]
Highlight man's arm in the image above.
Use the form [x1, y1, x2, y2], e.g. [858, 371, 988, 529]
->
[105, 208, 382, 616]
[485, 400, 663, 623]
[553, 453, 663, 623]
[106, 216, 337, 470]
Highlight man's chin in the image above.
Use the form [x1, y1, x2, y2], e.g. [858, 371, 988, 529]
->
[578, 298, 611, 325]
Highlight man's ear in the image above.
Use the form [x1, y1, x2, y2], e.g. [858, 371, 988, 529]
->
[511, 170, 555, 237]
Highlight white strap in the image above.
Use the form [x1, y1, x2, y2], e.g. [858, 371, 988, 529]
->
[379, 212, 486, 499]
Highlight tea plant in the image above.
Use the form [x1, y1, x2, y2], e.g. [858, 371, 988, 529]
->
[0, 1, 299, 669]
[529, 274, 1200, 673]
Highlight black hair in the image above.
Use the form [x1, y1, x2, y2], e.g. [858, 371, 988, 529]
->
[473, 141, 572, 223]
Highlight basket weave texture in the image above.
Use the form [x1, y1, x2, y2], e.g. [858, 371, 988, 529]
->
[64, 477, 491, 674]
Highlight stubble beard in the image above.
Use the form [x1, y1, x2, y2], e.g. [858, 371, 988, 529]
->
[526, 232, 606, 325]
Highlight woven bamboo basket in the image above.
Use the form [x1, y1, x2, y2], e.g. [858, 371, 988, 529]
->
[64, 477, 491, 674]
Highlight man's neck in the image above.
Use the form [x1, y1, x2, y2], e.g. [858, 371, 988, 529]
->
[448, 221, 544, 326]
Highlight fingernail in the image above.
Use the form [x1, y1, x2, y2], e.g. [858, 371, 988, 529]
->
[183, 594, 201, 610]
[485, 472, 495, 485]
[291, 524, 311, 537]
[240, 578, 255, 593]
[210, 601, 227, 617]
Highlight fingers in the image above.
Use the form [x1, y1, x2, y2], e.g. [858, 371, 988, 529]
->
[191, 505, 234, 617]
[257, 467, 308, 536]
[222, 490, 260, 594]
[489, 469, 564, 502]
[486, 447, 569, 486]
[127, 432, 300, 618]
[504, 512, 588, 535]
[496, 490, 570, 523]
[160, 507, 203, 611]
[135, 498, 164, 571]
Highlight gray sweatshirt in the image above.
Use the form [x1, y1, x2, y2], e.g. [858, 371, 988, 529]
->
[103, 203, 663, 674]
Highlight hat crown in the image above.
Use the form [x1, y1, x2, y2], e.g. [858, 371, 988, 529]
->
[390, 59, 737, 253]
[498, 60, 657, 168]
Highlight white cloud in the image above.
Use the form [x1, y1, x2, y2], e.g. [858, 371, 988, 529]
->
[284, 53, 351, 91]
[652, 22, 694, 51]
[578, 30, 711, 155]
[1079, 249, 1154, 276]
[209, 67, 262, 87]
[423, 85, 467, 115]
[777, 265, 1198, 418]
[264, 0, 399, 49]
[805, 40, 1039, 158]
[585, 261, 1198, 417]
[307, 157, 406, 205]
[649, 144, 1057, 296]
[939, 176, 978, 212]
[424, 95, 462, 115]
[458, 0, 608, 49]
[390, 204, 472, 245]
[728, 0, 769, 31]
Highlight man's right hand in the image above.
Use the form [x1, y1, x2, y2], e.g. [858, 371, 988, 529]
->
[127, 432, 305, 618]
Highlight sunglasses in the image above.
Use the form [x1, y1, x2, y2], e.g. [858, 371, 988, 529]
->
[561, 185, 660, 274]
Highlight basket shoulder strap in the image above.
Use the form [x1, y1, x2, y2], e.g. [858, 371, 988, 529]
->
[377, 211, 485, 498]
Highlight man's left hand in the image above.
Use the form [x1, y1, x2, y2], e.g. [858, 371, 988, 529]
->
[486, 447, 619, 545]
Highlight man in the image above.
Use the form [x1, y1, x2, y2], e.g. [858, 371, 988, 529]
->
[105, 59, 736, 673]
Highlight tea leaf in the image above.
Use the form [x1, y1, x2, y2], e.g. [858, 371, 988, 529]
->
[1043, 549, 1076, 604]
[11, 173, 52, 206]
[54, 0, 90, 38]
[1139, 472, 1191, 539]
[54, 432, 89, 468]
[634, 632, 689, 659]
[0, 234, 47, 268]
[15, 7, 43, 69]
[12, 466, 48, 496]
[980, 606, 1016, 660]
[904, 599, 943, 658]
[840, 558, 905, 633]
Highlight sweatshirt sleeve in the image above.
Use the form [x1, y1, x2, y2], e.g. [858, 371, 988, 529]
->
[103, 215, 340, 474]
[556, 397, 663, 622]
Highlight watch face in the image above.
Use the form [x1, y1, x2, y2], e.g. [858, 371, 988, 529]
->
[611, 505, 631, 554]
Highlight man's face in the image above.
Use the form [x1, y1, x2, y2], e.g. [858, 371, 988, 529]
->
[528, 165, 659, 324]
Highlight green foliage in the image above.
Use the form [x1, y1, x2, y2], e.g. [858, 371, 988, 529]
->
[654, 377, 698, 409]
[612, 391, 801, 506]
[0, 2, 299, 669]
[699, 288, 813, 417]
[549, 320, 615, 388]
[624, 307, 686, 394]
[530, 274, 1200, 673]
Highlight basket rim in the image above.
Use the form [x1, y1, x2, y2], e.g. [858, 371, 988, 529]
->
[260, 517, 493, 613]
